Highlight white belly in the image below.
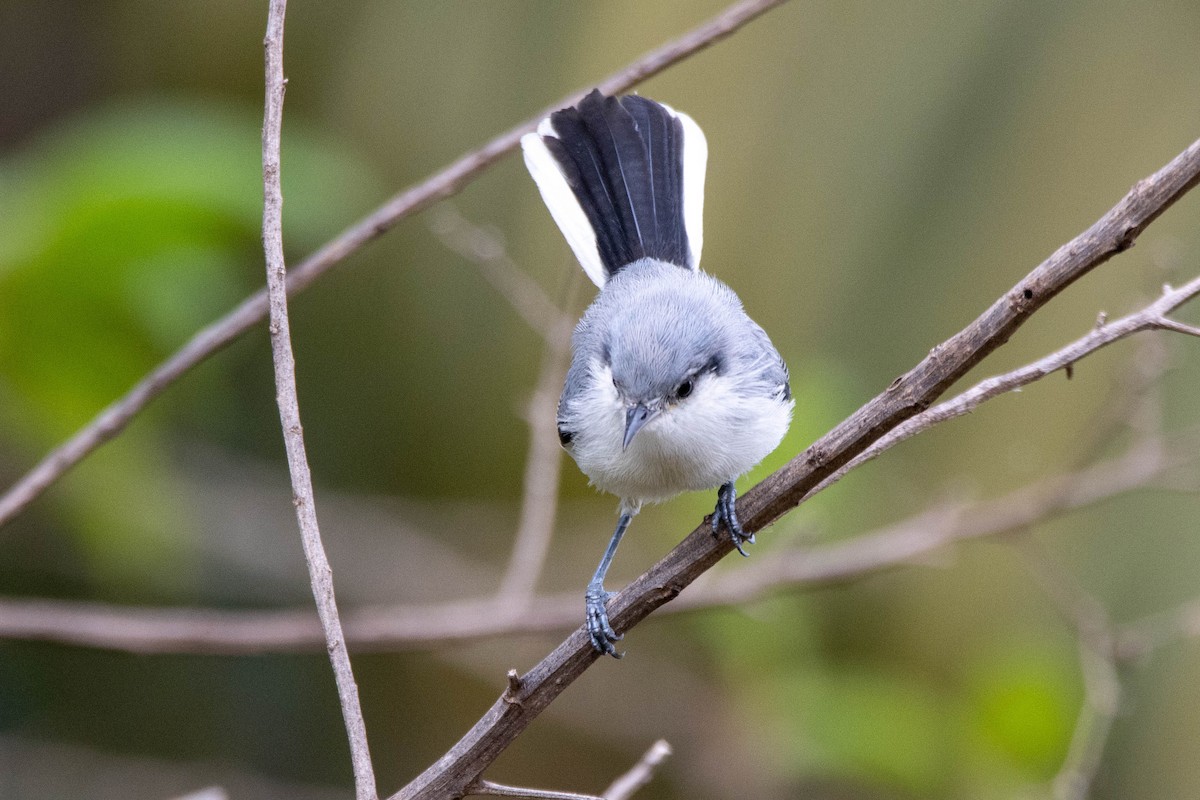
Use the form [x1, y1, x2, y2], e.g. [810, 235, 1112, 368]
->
[567, 372, 792, 508]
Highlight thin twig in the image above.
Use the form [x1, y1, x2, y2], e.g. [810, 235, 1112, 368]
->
[1116, 598, 1200, 661]
[1017, 544, 1122, 800]
[426, 204, 573, 602]
[428, 205, 574, 348]
[603, 740, 672, 800]
[0, 0, 791, 531]
[1066, 332, 1169, 471]
[802, 274, 1200, 503]
[261, 5, 376, 799]
[168, 789, 229, 800]
[1077, 593, 1200, 797]
[495, 345, 570, 602]
[462, 740, 671, 800]
[468, 781, 600, 800]
[692, 430, 1193, 604]
[1054, 642, 1121, 800]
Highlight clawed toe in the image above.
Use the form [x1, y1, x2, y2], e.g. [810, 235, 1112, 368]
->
[712, 481, 754, 557]
[585, 585, 624, 658]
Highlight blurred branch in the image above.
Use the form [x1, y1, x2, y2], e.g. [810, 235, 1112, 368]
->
[9, 268, 1196, 656]
[260, 5, 376, 799]
[603, 740, 672, 800]
[496, 312, 570, 602]
[0, 420, 1192, 655]
[1055, 641, 1121, 800]
[427, 204, 574, 603]
[168, 790, 228, 800]
[1018, 545, 1121, 800]
[428, 205, 574, 348]
[0, 0, 791, 531]
[1016, 428, 1200, 800]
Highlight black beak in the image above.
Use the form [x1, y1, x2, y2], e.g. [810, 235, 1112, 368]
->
[623, 404, 658, 450]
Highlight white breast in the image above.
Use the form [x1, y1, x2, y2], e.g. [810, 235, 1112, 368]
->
[566, 363, 792, 509]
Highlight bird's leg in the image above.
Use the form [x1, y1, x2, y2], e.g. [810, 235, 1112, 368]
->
[586, 511, 633, 658]
[712, 480, 754, 557]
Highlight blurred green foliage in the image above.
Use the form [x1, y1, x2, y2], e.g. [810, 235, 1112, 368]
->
[0, 98, 382, 588]
[1, 1, 1199, 799]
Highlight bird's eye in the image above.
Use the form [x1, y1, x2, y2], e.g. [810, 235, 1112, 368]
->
[676, 379, 694, 399]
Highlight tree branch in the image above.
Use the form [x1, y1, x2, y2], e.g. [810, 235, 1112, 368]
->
[261, 4, 375, 798]
[803, 274, 1200, 503]
[603, 740, 672, 800]
[0, 395, 1194, 656]
[459, 738, 671, 800]
[468, 781, 600, 800]
[427, 204, 575, 602]
[0, 0, 791, 531]
[387, 134, 1200, 800]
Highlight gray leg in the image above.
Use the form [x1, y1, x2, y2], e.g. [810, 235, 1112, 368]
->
[586, 512, 632, 657]
[712, 481, 754, 557]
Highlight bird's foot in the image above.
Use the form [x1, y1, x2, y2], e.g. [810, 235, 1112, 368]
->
[585, 581, 623, 658]
[712, 481, 754, 557]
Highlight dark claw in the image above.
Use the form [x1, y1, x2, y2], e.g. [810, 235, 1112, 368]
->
[712, 481, 754, 557]
[585, 583, 624, 658]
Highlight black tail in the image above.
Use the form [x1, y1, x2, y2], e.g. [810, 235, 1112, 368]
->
[522, 90, 706, 286]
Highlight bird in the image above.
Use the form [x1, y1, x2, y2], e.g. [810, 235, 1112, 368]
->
[521, 89, 793, 657]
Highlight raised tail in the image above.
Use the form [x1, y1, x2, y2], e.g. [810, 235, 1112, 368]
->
[521, 90, 707, 287]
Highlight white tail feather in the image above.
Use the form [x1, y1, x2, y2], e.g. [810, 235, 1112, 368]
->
[659, 102, 707, 270]
[521, 129, 608, 287]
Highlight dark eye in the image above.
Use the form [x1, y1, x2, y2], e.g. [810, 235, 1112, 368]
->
[676, 379, 694, 399]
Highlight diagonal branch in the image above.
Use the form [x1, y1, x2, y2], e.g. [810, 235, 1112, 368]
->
[804, 274, 1200, 502]
[0, 0, 791, 532]
[1, 263, 1198, 657]
[261, 4, 375, 798]
[1, 269, 1198, 656]
[389, 137, 1200, 800]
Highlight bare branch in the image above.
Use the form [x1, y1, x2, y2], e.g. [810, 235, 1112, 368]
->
[426, 204, 574, 602]
[468, 781, 600, 800]
[427, 205, 574, 349]
[261, 5, 376, 798]
[387, 135, 1200, 800]
[459, 739, 671, 800]
[1154, 315, 1200, 339]
[805, 274, 1200, 502]
[0, 424, 1194, 655]
[496, 342, 570, 602]
[603, 741, 672, 800]
[1054, 641, 1121, 800]
[168, 789, 228, 800]
[1016, 544, 1122, 800]
[0, 0, 791, 531]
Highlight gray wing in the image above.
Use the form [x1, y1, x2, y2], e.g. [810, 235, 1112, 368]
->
[743, 318, 791, 402]
[556, 356, 590, 447]
[557, 316, 605, 448]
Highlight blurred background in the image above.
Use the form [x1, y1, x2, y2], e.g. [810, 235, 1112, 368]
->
[2, 1, 1200, 798]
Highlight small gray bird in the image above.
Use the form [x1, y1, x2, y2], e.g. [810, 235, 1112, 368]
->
[521, 90, 792, 656]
